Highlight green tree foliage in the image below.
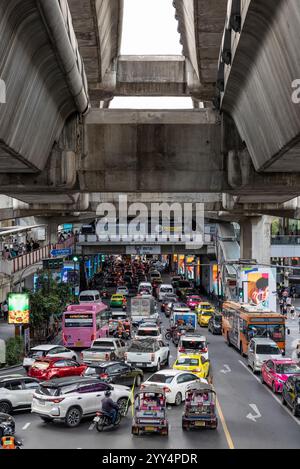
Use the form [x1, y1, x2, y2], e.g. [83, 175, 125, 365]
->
[6, 336, 24, 366]
[28, 271, 75, 340]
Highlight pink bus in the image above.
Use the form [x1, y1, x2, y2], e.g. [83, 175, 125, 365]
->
[62, 303, 109, 348]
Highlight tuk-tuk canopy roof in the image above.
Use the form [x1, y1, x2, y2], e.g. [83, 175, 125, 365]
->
[186, 382, 215, 394]
[137, 385, 166, 396]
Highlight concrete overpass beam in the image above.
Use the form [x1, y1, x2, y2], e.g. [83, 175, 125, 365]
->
[240, 216, 272, 265]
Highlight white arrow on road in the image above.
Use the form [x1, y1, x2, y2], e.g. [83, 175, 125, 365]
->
[220, 365, 231, 374]
[246, 404, 261, 422]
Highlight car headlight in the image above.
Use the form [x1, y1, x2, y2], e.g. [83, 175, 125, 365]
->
[297, 397, 300, 405]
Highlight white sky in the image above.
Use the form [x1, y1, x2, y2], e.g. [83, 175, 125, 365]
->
[110, 0, 193, 109]
[120, 0, 182, 55]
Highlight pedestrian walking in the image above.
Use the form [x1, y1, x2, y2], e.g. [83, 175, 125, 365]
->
[279, 298, 284, 314]
[2, 300, 8, 322]
[290, 304, 296, 320]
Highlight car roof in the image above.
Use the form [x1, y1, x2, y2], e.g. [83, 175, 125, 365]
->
[270, 358, 297, 364]
[80, 290, 100, 295]
[39, 376, 100, 388]
[31, 344, 59, 351]
[251, 338, 278, 344]
[180, 335, 206, 341]
[35, 356, 72, 363]
[85, 361, 124, 368]
[93, 338, 118, 342]
[0, 374, 24, 382]
[150, 369, 190, 376]
[176, 354, 201, 360]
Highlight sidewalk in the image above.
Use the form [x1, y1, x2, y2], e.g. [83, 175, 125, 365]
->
[0, 320, 15, 342]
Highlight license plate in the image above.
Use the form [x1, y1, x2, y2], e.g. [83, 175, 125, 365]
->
[75, 341, 83, 347]
[195, 421, 205, 427]
[93, 416, 100, 422]
[136, 363, 144, 367]
[38, 400, 46, 406]
[145, 426, 155, 431]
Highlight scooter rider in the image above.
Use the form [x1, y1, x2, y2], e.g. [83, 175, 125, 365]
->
[101, 390, 119, 425]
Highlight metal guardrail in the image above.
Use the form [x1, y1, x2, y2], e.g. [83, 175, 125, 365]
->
[271, 236, 300, 245]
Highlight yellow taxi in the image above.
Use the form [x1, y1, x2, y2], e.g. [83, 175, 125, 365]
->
[173, 354, 210, 379]
[196, 302, 215, 327]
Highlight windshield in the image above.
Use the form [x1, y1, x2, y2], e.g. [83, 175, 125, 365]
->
[276, 363, 300, 374]
[28, 350, 45, 358]
[202, 311, 212, 317]
[161, 287, 173, 293]
[64, 313, 93, 328]
[176, 358, 199, 366]
[33, 361, 50, 370]
[137, 329, 158, 337]
[248, 324, 285, 342]
[178, 281, 191, 288]
[256, 344, 280, 355]
[149, 374, 174, 384]
[92, 341, 114, 348]
[200, 305, 213, 310]
[80, 295, 96, 302]
[181, 340, 206, 350]
[84, 367, 101, 376]
[214, 316, 222, 324]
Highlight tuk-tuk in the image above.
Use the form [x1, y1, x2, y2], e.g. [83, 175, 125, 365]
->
[132, 386, 169, 436]
[182, 382, 218, 430]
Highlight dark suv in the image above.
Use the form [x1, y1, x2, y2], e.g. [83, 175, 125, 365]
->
[282, 376, 300, 416]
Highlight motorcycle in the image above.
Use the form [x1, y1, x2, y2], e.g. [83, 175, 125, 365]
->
[93, 408, 123, 432]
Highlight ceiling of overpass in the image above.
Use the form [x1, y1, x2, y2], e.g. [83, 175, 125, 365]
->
[110, 97, 194, 109]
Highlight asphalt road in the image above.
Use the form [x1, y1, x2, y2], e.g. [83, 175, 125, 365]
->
[1, 298, 300, 448]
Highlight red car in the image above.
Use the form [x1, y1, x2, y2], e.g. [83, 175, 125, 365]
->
[28, 357, 87, 381]
[186, 295, 202, 310]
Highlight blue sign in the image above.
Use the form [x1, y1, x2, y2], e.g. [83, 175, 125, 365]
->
[50, 248, 72, 257]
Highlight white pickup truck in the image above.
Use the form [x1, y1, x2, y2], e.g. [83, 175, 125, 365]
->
[125, 339, 169, 371]
[81, 338, 127, 364]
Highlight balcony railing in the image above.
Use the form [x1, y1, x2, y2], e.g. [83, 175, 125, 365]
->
[0, 237, 75, 275]
[271, 236, 300, 245]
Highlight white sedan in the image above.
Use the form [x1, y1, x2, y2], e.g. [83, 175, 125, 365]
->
[116, 286, 129, 296]
[141, 369, 208, 406]
[23, 345, 77, 371]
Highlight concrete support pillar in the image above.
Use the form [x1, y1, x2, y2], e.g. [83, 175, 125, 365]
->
[47, 221, 59, 245]
[240, 216, 272, 266]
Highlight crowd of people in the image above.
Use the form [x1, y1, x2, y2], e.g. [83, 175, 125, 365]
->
[1, 237, 40, 260]
[278, 286, 297, 319]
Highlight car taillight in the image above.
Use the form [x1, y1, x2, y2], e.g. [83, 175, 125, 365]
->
[52, 398, 65, 404]
[124, 353, 128, 360]
[80, 352, 83, 360]
[151, 354, 155, 361]
[202, 348, 208, 353]
[100, 373, 108, 380]
[105, 353, 109, 361]
[179, 347, 185, 353]
[163, 387, 171, 393]
[194, 369, 202, 373]
[91, 334, 95, 341]
[63, 334, 66, 343]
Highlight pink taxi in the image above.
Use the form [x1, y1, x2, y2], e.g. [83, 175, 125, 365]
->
[186, 295, 202, 311]
[261, 358, 300, 393]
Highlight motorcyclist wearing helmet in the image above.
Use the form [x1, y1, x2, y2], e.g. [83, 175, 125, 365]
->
[101, 390, 119, 425]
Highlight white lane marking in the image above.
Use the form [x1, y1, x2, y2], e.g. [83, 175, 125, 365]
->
[238, 360, 300, 427]
[88, 423, 95, 431]
[220, 365, 231, 374]
[22, 423, 31, 430]
[246, 404, 261, 422]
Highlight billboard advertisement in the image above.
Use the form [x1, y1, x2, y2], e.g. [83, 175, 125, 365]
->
[8, 293, 30, 324]
[240, 267, 276, 311]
